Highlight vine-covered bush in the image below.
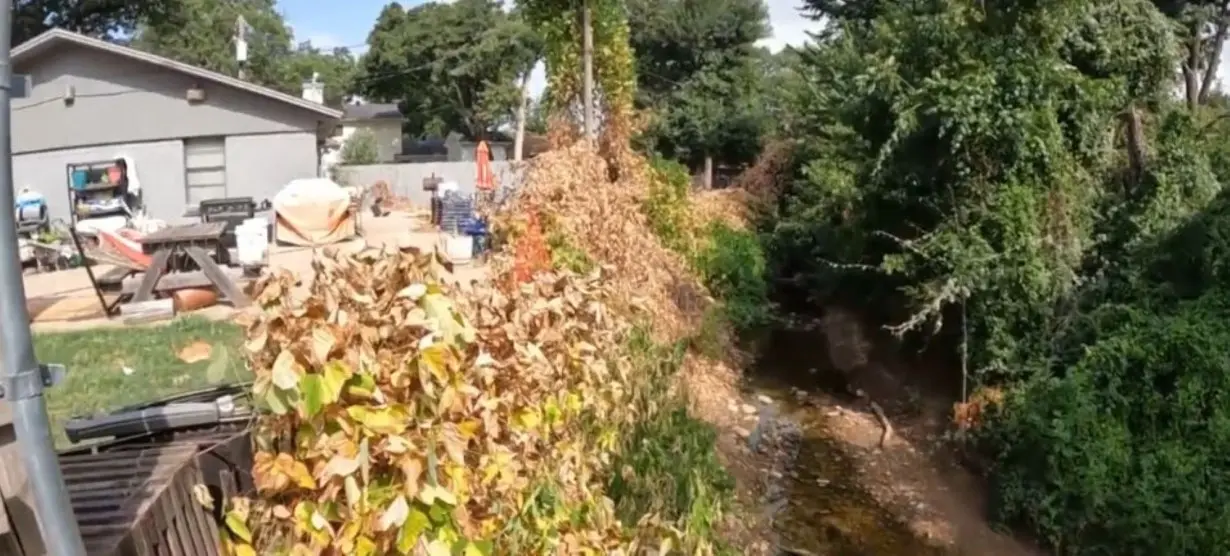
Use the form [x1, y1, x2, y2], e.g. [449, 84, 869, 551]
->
[642, 157, 772, 333]
[767, 0, 1181, 380]
[976, 189, 1230, 554]
[766, 0, 1230, 553]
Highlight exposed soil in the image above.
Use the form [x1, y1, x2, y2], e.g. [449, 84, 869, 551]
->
[742, 310, 1049, 556]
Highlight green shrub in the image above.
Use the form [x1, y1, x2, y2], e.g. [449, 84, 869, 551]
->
[980, 190, 1230, 555]
[692, 222, 773, 331]
[340, 128, 380, 165]
[981, 293, 1230, 554]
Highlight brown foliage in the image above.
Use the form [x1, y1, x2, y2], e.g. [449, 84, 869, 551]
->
[492, 142, 713, 343]
[226, 246, 704, 554]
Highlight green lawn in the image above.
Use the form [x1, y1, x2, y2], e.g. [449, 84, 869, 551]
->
[35, 317, 246, 447]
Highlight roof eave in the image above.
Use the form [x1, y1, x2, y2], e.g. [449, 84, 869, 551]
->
[13, 29, 343, 120]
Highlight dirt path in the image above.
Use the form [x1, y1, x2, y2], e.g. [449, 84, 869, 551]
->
[750, 311, 1047, 556]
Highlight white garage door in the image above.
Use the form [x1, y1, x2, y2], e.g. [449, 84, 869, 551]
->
[184, 137, 226, 208]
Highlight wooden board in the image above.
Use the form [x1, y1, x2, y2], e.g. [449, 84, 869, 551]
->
[139, 222, 225, 248]
[120, 268, 245, 296]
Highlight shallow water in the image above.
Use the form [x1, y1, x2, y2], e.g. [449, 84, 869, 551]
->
[745, 326, 950, 556]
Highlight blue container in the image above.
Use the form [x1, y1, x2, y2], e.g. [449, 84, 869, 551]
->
[461, 217, 489, 257]
[71, 169, 89, 190]
[459, 216, 487, 236]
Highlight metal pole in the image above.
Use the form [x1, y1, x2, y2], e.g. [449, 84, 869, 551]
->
[0, 2, 88, 554]
[581, 0, 595, 140]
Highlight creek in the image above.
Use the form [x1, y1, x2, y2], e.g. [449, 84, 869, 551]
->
[743, 325, 951, 556]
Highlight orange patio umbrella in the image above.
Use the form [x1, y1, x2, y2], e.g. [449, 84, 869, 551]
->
[475, 140, 496, 192]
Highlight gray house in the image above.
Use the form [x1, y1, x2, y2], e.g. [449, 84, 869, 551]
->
[11, 29, 343, 222]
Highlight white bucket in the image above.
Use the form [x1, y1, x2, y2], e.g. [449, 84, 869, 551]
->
[441, 233, 473, 263]
[236, 218, 269, 266]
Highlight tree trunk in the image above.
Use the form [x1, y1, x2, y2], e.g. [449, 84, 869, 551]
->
[1200, 5, 1230, 105]
[514, 70, 531, 162]
[703, 155, 713, 189]
[1186, 21, 1203, 110]
[581, 0, 595, 141]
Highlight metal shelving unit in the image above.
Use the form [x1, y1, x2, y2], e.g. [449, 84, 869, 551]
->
[65, 160, 131, 227]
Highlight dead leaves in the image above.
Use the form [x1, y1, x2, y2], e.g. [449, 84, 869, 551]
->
[234, 245, 643, 554]
[177, 341, 213, 363]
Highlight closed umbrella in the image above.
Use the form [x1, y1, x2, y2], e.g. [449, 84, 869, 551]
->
[476, 141, 495, 192]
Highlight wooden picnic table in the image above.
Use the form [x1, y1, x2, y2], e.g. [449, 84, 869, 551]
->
[131, 221, 251, 308]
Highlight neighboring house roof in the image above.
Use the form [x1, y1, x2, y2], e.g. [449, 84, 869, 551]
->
[343, 103, 402, 121]
[12, 29, 343, 120]
[403, 138, 449, 156]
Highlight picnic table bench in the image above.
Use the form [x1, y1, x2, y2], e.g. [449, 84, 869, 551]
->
[129, 222, 251, 308]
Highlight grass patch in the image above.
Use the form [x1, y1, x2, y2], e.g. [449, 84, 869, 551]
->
[608, 407, 736, 539]
[608, 325, 736, 552]
[36, 316, 244, 447]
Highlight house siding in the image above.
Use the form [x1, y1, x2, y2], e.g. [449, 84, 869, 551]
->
[225, 133, 319, 205]
[340, 120, 403, 163]
[12, 44, 327, 154]
[13, 140, 185, 223]
[10, 44, 330, 221]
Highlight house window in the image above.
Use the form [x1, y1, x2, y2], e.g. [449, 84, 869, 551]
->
[184, 137, 226, 210]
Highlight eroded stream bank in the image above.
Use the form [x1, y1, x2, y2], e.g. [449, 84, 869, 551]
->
[739, 317, 1044, 556]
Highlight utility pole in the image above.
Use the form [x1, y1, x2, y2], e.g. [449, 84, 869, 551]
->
[0, 1, 88, 554]
[235, 15, 250, 80]
[514, 70, 530, 161]
[581, 0, 595, 141]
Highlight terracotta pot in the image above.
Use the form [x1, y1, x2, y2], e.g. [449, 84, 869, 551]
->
[172, 288, 218, 313]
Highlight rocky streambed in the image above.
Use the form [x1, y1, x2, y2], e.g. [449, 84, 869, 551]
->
[736, 316, 1042, 556]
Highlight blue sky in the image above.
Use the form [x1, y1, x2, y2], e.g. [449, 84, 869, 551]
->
[280, 0, 817, 97]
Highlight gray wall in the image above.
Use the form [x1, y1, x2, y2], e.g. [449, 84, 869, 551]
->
[11, 44, 329, 221]
[14, 140, 183, 224]
[224, 133, 319, 207]
[334, 161, 524, 207]
[12, 44, 330, 154]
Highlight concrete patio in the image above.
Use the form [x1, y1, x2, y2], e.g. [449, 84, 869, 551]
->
[24, 211, 489, 332]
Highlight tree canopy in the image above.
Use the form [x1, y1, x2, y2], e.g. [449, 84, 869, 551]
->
[761, 0, 1230, 552]
[627, 0, 770, 170]
[358, 0, 540, 140]
[13, 0, 177, 46]
[132, 0, 357, 105]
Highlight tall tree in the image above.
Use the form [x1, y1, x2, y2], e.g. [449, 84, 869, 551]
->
[627, 0, 770, 182]
[358, 0, 539, 140]
[132, 0, 357, 105]
[132, 0, 297, 91]
[1154, 0, 1230, 107]
[13, 0, 179, 46]
[289, 43, 360, 106]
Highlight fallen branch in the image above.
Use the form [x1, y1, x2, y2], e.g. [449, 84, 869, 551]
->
[855, 389, 894, 449]
[868, 399, 894, 449]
